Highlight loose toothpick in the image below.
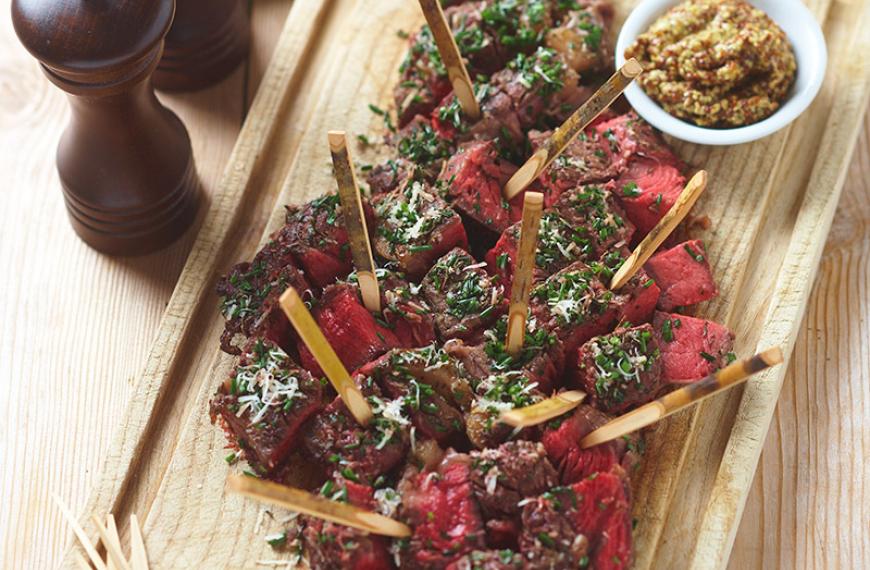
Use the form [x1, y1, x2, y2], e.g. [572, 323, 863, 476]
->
[609, 170, 708, 289]
[52, 493, 108, 570]
[92, 515, 132, 570]
[503, 58, 643, 200]
[417, 0, 480, 120]
[581, 347, 784, 448]
[328, 130, 380, 312]
[501, 390, 586, 427]
[228, 475, 412, 538]
[279, 287, 373, 426]
[505, 191, 544, 356]
[128, 514, 149, 570]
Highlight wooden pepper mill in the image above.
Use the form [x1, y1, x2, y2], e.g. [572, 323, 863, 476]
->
[154, 0, 250, 92]
[12, 0, 199, 255]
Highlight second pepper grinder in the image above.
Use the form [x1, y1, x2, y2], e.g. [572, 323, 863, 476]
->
[153, 0, 250, 92]
[12, 0, 200, 255]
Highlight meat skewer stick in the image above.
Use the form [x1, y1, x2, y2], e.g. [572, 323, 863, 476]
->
[503, 58, 643, 200]
[279, 287, 374, 426]
[610, 170, 708, 289]
[227, 475, 412, 538]
[500, 389, 586, 427]
[505, 191, 544, 356]
[581, 347, 784, 448]
[417, 0, 480, 120]
[328, 130, 381, 312]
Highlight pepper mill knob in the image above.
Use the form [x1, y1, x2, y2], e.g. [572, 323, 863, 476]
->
[154, 0, 250, 92]
[12, 0, 199, 255]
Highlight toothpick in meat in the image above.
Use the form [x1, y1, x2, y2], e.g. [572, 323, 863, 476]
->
[505, 191, 544, 356]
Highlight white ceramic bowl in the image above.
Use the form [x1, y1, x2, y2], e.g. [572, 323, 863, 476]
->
[615, 0, 827, 145]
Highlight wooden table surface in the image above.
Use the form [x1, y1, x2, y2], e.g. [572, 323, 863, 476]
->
[1, 2, 866, 569]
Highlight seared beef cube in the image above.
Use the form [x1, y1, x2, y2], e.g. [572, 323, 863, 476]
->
[297, 283, 401, 377]
[438, 140, 520, 234]
[615, 267, 661, 326]
[283, 193, 368, 288]
[303, 377, 410, 484]
[518, 487, 590, 568]
[448, 316, 563, 394]
[541, 404, 643, 483]
[398, 452, 487, 569]
[302, 476, 392, 570]
[395, 26, 454, 127]
[545, 2, 614, 75]
[487, 211, 595, 293]
[594, 113, 687, 236]
[209, 339, 323, 474]
[529, 261, 622, 356]
[550, 182, 635, 256]
[645, 239, 719, 310]
[519, 469, 632, 569]
[574, 324, 663, 414]
[394, 116, 455, 181]
[466, 371, 545, 449]
[355, 269, 437, 348]
[446, 550, 523, 570]
[421, 248, 506, 341]
[361, 350, 466, 446]
[373, 182, 468, 280]
[470, 47, 590, 143]
[469, 441, 558, 518]
[216, 256, 310, 355]
[367, 157, 413, 196]
[653, 311, 735, 383]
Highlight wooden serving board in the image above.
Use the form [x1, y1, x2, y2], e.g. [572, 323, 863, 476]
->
[65, 0, 870, 568]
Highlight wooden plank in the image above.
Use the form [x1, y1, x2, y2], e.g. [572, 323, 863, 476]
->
[48, 1, 870, 568]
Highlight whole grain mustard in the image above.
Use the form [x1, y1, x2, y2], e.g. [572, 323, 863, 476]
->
[625, 0, 797, 128]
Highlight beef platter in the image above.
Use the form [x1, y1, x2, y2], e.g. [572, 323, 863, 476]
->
[209, 1, 736, 568]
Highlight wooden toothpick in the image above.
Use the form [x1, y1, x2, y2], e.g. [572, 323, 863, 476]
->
[500, 390, 586, 427]
[52, 493, 108, 570]
[505, 191, 544, 356]
[128, 514, 149, 570]
[417, 0, 480, 120]
[610, 170, 708, 290]
[503, 58, 643, 200]
[279, 287, 373, 426]
[228, 475, 412, 537]
[328, 130, 380, 312]
[580, 347, 784, 448]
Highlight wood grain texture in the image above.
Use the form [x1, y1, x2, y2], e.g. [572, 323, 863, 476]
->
[0, 1, 867, 569]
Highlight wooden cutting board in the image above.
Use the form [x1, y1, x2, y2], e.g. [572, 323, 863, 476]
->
[64, 0, 870, 568]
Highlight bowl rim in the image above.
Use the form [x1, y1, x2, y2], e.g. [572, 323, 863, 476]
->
[614, 0, 828, 146]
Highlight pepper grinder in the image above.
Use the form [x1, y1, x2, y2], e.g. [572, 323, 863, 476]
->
[154, 0, 250, 92]
[12, 0, 199, 255]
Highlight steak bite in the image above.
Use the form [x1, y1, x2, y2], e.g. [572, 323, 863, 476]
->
[644, 239, 719, 311]
[379, 344, 477, 412]
[361, 350, 466, 446]
[421, 248, 506, 341]
[653, 311, 735, 383]
[209, 339, 324, 475]
[541, 405, 643, 484]
[574, 324, 663, 414]
[529, 261, 622, 356]
[373, 182, 469, 280]
[469, 441, 558, 546]
[615, 266, 661, 326]
[216, 252, 310, 355]
[351, 269, 438, 348]
[301, 476, 393, 570]
[395, 26, 453, 127]
[550, 182, 635, 256]
[282, 193, 366, 288]
[545, 2, 615, 75]
[438, 140, 520, 234]
[297, 283, 401, 377]
[487, 211, 596, 293]
[466, 371, 545, 449]
[303, 376, 410, 485]
[518, 469, 632, 569]
[448, 316, 564, 394]
[397, 452, 487, 569]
